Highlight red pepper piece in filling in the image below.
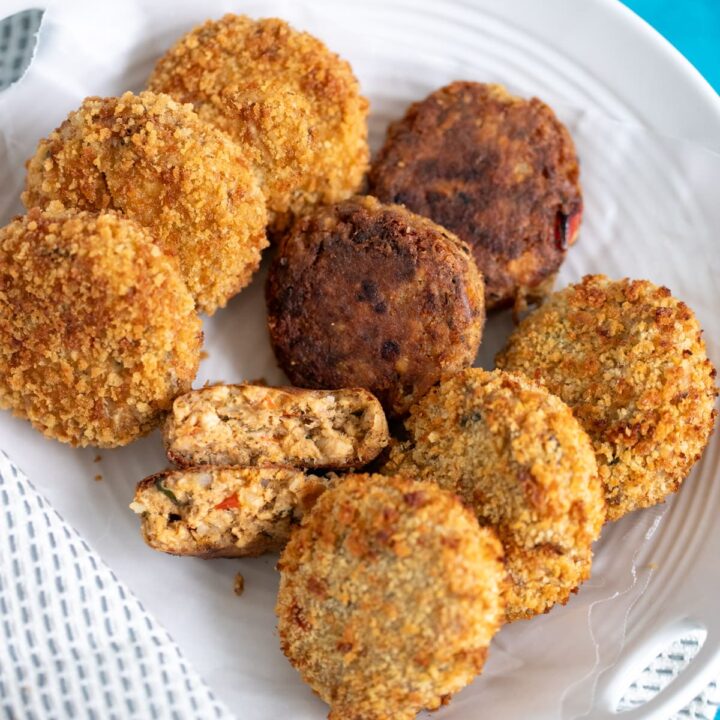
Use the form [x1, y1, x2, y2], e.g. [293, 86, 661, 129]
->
[214, 493, 240, 510]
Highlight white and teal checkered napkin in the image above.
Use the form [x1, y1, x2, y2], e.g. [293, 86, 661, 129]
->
[0, 452, 232, 720]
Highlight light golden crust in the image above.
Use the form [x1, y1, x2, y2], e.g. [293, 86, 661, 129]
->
[383, 368, 604, 621]
[163, 383, 388, 469]
[148, 15, 369, 231]
[131, 465, 328, 558]
[266, 196, 485, 417]
[23, 91, 268, 315]
[497, 275, 718, 520]
[276, 473, 505, 719]
[369, 82, 582, 309]
[0, 207, 202, 447]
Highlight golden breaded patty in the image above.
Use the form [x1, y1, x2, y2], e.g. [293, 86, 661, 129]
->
[0, 207, 202, 447]
[383, 368, 604, 621]
[164, 384, 388, 469]
[266, 196, 485, 418]
[148, 15, 369, 232]
[131, 465, 328, 558]
[497, 275, 718, 520]
[369, 82, 582, 310]
[276, 474, 505, 720]
[23, 91, 268, 315]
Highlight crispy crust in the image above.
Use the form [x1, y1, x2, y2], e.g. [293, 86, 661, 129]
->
[148, 15, 369, 232]
[163, 383, 388, 469]
[383, 368, 604, 621]
[131, 465, 328, 557]
[276, 473, 505, 719]
[0, 207, 202, 447]
[23, 91, 268, 315]
[369, 82, 582, 309]
[266, 196, 485, 417]
[497, 275, 718, 520]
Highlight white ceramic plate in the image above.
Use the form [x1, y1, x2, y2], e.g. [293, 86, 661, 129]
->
[1, 1, 719, 719]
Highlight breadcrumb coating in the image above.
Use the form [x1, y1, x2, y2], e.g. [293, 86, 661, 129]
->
[497, 275, 718, 520]
[0, 207, 202, 447]
[383, 368, 604, 621]
[148, 15, 369, 231]
[276, 473, 505, 720]
[23, 91, 268, 315]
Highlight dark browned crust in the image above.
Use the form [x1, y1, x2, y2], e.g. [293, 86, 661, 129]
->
[265, 196, 485, 417]
[368, 82, 582, 309]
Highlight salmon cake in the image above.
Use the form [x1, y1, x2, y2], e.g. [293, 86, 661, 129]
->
[0, 207, 202, 447]
[131, 465, 328, 557]
[148, 15, 369, 232]
[369, 82, 582, 310]
[266, 196, 485, 417]
[383, 368, 604, 621]
[164, 384, 388, 469]
[497, 275, 718, 521]
[23, 91, 268, 315]
[276, 473, 505, 720]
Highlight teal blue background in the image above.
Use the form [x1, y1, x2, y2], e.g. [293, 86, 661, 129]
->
[622, 0, 720, 92]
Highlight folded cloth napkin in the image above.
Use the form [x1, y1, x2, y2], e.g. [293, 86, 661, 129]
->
[0, 452, 231, 720]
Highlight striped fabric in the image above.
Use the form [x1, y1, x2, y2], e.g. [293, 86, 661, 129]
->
[0, 453, 231, 719]
[0, 9, 42, 90]
[617, 631, 719, 718]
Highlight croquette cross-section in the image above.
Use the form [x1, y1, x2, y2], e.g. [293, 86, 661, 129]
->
[0, 207, 202, 447]
[148, 15, 369, 232]
[23, 91, 268, 315]
[131, 465, 328, 558]
[383, 369, 604, 621]
[164, 384, 388, 469]
[276, 474, 505, 720]
[369, 82, 582, 310]
[266, 196, 485, 417]
[497, 275, 718, 521]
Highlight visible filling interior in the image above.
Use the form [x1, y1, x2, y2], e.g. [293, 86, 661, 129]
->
[169, 386, 375, 465]
[131, 467, 323, 553]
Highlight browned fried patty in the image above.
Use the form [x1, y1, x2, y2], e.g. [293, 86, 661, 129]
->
[383, 368, 604, 621]
[276, 473, 505, 720]
[369, 82, 582, 309]
[131, 465, 328, 557]
[163, 384, 388, 469]
[0, 207, 202, 447]
[148, 15, 369, 232]
[23, 91, 268, 315]
[266, 196, 485, 417]
[497, 275, 718, 520]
